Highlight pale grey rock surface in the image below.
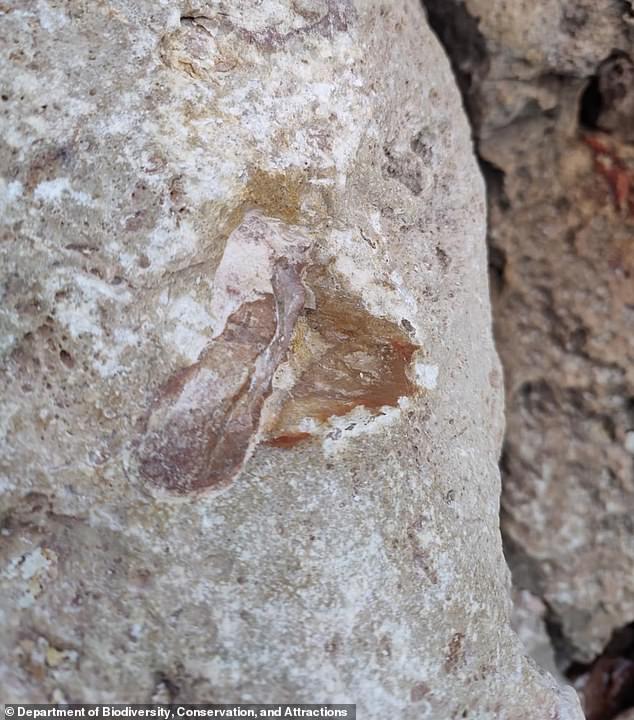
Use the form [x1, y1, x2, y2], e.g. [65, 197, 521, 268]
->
[0, 1, 580, 716]
[424, 0, 634, 669]
[511, 589, 563, 685]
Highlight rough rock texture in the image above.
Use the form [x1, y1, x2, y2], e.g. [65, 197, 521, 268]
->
[423, 0, 634, 670]
[0, 1, 581, 716]
[511, 589, 563, 684]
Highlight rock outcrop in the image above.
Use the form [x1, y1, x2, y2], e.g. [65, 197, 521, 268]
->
[424, 0, 634, 683]
[0, 1, 580, 716]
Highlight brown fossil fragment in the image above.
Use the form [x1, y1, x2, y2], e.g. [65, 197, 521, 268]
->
[137, 259, 306, 495]
[266, 267, 420, 443]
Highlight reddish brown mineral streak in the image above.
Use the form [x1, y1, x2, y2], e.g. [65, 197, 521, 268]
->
[138, 259, 305, 494]
[265, 432, 312, 448]
[584, 134, 634, 217]
[267, 271, 419, 442]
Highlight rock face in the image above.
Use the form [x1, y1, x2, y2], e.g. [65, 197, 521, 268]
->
[0, 0, 580, 716]
[424, 0, 634, 669]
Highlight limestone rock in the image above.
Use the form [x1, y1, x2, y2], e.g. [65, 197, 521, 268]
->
[0, 0, 580, 716]
[424, 0, 634, 665]
[511, 589, 563, 684]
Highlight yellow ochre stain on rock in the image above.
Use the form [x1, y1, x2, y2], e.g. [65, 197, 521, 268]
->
[213, 168, 312, 262]
[244, 168, 306, 224]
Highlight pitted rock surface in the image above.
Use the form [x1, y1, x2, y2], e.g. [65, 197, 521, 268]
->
[1, 1, 581, 716]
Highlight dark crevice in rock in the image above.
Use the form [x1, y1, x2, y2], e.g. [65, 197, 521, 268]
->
[567, 622, 634, 720]
[422, 3, 634, 717]
[625, 397, 634, 429]
[421, 0, 621, 694]
[580, 51, 634, 140]
[421, 0, 488, 130]
[580, 74, 603, 130]
[518, 379, 557, 418]
[488, 243, 507, 297]
[543, 606, 580, 672]
[479, 158, 510, 212]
